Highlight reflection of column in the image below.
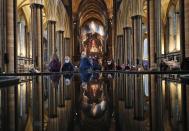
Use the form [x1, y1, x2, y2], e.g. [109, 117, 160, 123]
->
[58, 76, 65, 107]
[48, 80, 58, 118]
[57, 31, 64, 64]
[47, 21, 56, 61]
[32, 76, 43, 131]
[132, 15, 142, 65]
[150, 75, 164, 131]
[8, 87, 16, 130]
[125, 74, 134, 108]
[134, 75, 144, 120]
[31, 3, 43, 71]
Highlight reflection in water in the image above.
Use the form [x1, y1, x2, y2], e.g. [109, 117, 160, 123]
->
[0, 73, 188, 131]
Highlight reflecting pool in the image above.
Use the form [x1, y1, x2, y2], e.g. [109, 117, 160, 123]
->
[0, 73, 188, 131]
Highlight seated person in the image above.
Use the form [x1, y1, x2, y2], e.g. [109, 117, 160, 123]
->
[62, 56, 75, 72]
[49, 53, 61, 72]
[79, 52, 93, 71]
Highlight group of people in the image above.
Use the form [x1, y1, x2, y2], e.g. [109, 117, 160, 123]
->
[30, 51, 148, 73]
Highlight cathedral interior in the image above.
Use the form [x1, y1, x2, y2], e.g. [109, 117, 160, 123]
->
[0, 0, 189, 131]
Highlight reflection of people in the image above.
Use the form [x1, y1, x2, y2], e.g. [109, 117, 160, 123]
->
[49, 53, 61, 72]
[50, 74, 60, 86]
[80, 73, 92, 83]
[62, 56, 75, 72]
[79, 52, 93, 71]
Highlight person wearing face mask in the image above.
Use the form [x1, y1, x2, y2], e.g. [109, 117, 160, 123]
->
[105, 58, 114, 70]
[79, 51, 93, 71]
[62, 56, 75, 72]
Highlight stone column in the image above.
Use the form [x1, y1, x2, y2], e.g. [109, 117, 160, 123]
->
[30, 3, 43, 131]
[31, 3, 43, 71]
[115, 36, 119, 64]
[47, 21, 56, 61]
[64, 38, 70, 58]
[6, 0, 17, 72]
[56, 30, 64, 64]
[132, 15, 142, 65]
[180, 0, 189, 70]
[117, 35, 123, 65]
[124, 27, 132, 65]
[120, 35, 124, 64]
[149, 0, 161, 69]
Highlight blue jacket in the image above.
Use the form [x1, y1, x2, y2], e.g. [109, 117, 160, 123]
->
[79, 57, 93, 71]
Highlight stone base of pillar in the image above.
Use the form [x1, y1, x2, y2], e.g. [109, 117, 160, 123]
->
[181, 58, 189, 70]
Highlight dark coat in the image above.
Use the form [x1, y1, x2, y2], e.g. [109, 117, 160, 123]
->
[79, 57, 93, 71]
[62, 63, 75, 72]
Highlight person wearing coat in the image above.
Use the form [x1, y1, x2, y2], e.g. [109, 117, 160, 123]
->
[79, 51, 93, 71]
[62, 56, 75, 72]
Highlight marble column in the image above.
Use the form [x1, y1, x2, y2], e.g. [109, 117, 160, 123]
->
[117, 35, 123, 65]
[0, 0, 4, 72]
[120, 35, 124, 64]
[64, 38, 70, 58]
[31, 3, 43, 71]
[149, 0, 161, 69]
[123, 27, 132, 65]
[30, 3, 43, 131]
[115, 36, 119, 64]
[6, 0, 17, 72]
[56, 31, 64, 64]
[47, 21, 56, 61]
[180, 0, 189, 70]
[132, 15, 142, 65]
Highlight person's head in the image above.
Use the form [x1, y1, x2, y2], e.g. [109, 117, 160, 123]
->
[81, 51, 87, 58]
[52, 53, 59, 61]
[65, 56, 70, 63]
[107, 58, 112, 65]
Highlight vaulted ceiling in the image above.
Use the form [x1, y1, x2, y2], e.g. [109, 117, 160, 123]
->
[72, 0, 113, 27]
